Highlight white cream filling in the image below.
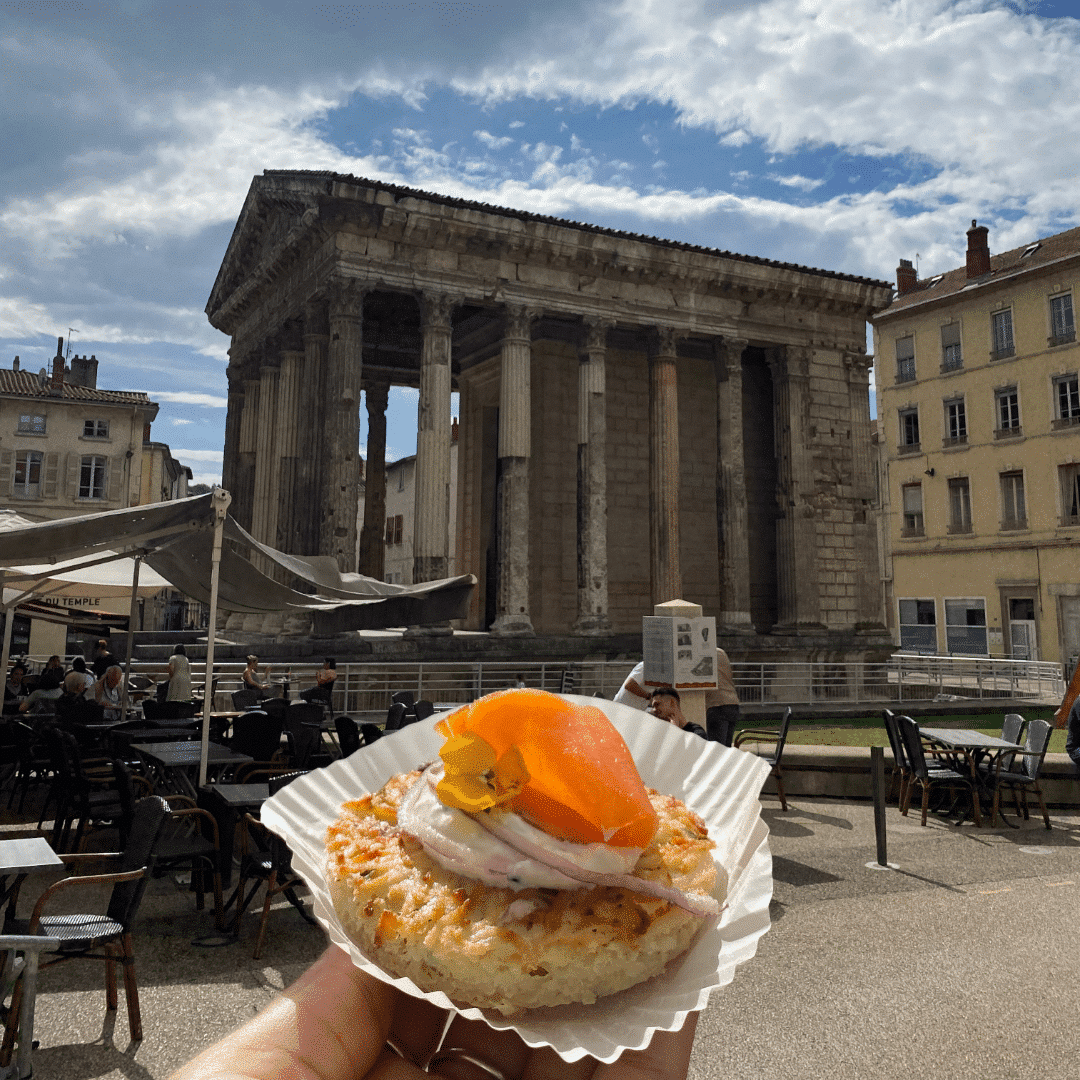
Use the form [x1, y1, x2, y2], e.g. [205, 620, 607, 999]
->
[410, 764, 643, 891]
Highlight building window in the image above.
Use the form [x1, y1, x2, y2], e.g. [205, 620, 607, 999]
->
[994, 386, 1021, 438]
[78, 455, 107, 499]
[895, 336, 916, 383]
[901, 482, 924, 537]
[898, 598, 936, 654]
[944, 397, 967, 446]
[990, 309, 1015, 360]
[17, 414, 45, 435]
[945, 598, 988, 656]
[384, 514, 403, 545]
[13, 451, 42, 498]
[897, 407, 920, 453]
[947, 477, 972, 533]
[1060, 464, 1080, 526]
[940, 322, 962, 371]
[1050, 293, 1075, 346]
[1000, 471, 1026, 530]
[82, 419, 109, 439]
[1053, 374, 1080, 429]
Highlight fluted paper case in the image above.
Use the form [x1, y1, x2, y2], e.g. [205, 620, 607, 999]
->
[262, 694, 774, 1064]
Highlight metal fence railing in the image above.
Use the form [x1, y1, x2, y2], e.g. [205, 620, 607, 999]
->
[21, 652, 1065, 715]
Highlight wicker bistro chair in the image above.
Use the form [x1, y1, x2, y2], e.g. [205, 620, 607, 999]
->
[0, 797, 169, 1061]
[896, 715, 982, 827]
[881, 709, 911, 808]
[985, 718, 1052, 830]
[734, 707, 792, 811]
[334, 716, 362, 757]
[153, 794, 225, 929]
[231, 771, 315, 958]
[283, 703, 333, 770]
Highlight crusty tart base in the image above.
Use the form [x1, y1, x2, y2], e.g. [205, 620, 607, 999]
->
[325, 769, 722, 1015]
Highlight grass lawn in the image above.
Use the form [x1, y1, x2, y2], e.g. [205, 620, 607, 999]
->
[765, 709, 1069, 753]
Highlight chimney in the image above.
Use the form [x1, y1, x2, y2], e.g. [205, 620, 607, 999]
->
[966, 219, 990, 279]
[12, 356, 18, 371]
[50, 337, 65, 391]
[896, 259, 917, 296]
[69, 354, 99, 388]
[451, 417, 459, 444]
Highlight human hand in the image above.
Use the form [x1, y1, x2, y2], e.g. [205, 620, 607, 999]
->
[168, 945, 698, 1080]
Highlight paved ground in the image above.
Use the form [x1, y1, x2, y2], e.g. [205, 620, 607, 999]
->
[3, 789, 1078, 1080]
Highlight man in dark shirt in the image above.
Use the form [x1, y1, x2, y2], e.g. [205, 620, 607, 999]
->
[647, 687, 707, 738]
[1066, 699, 1080, 775]
[91, 638, 117, 679]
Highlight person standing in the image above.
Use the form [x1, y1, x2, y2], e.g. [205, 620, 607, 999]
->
[166, 644, 193, 701]
[705, 647, 741, 746]
[91, 638, 117, 679]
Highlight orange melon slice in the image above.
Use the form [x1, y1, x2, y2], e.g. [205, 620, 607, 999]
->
[437, 688, 658, 848]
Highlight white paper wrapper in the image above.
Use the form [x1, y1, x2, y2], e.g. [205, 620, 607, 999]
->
[262, 693, 773, 1064]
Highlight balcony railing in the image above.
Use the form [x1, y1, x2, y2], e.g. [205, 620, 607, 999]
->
[1049, 332, 1076, 347]
[994, 425, 1023, 439]
[990, 346, 1015, 361]
[1052, 415, 1080, 431]
[895, 359, 916, 383]
[942, 434, 968, 448]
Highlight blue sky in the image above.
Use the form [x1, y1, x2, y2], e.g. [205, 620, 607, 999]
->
[3, 0, 1080, 485]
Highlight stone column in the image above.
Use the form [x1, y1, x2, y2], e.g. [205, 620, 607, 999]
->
[767, 345, 822, 630]
[413, 293, 455, 583]
[714, 336, 753, 632]
[296, 301, 330, 555]
[358, 380, 390, 579]
[845, 351, 883, 628]
[235, 372, 260, 533]
[274, 338, 304, 552]
[649, 327, 681, 607]
[250, 354, 280, 556]
[492, 304, 536, 636]
[575, 318, 611, 633]
[221, 360, 243, 502]
[322, 281, 366, 571]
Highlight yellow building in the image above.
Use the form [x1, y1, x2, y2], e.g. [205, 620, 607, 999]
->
[873, 221, 1080, 671]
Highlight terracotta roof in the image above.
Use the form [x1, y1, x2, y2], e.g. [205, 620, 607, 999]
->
[0, 368, 153, 406]
[877, 224, 1080, 318]
[261, 169, 891, 289]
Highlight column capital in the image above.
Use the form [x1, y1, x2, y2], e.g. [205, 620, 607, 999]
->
[581, 317, 614, 355]
[303, 300, 330, 339]
[650, 326, 681, 358]
[843, 351, 874, 378]
[326, 277, 369, 317]
[503, 303, 540, 343]
[713, 336, 748, 379]
[363, 378, 390, 411]
[420, 292, 459, 332]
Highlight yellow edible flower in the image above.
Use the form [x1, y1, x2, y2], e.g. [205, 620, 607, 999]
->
[436, 731, 530, 813]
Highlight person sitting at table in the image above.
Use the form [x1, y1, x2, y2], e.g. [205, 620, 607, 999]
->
[92, 665, 124, 721]
[1066, 698, 1080, 776]
[300, 657, 336, 704]
[242, 655, 273, 698]
[166, 643, 193, 701]
[647, 687, 707, 738]
[67, 656, 95, 697]
[18, 655, 65, 713]
[3, 662, 28, 714]
[55, 671, 102, 726]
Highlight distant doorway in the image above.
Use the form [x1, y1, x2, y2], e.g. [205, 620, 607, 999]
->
[1006, 596, 1038, 661]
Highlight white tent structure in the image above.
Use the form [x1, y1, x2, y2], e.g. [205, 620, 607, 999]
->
[0, 488, 476, 782]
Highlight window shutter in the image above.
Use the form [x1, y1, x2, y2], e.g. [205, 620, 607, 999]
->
[66, 453, 80, 498]
[108, 456, 123, 502]
[42, 452, 59, 498]
[941, 323, 961, 347]
[0, 449, 12, 495]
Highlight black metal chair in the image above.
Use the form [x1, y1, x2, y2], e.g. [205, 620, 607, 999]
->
[42, 729, 128, 853]
[734, 707, 793, 811]
[360, 723, 384, 746]
[896, 715, 982, 827]
[0, 796, 169, 1059]
[334, 716, 362, 757]
[283, 704, 332, 770]
[228, 710, 283, 764]
[153, 792, 225, 930]
[231, 688, 261, 711]
[5, 721, 52, 813]
[232, 771, 316, 958]
[384, 701, 408, 732]
[881, 709, 910, 807]
[985, 718, 1052, 829]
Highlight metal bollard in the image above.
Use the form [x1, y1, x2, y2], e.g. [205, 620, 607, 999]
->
[871, 744, 888, 867]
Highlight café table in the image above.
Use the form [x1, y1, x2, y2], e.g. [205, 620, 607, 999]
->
[198, 783, 269, 888]
[0, 838, 63, 926]
[131, 741, 253, 800]
[919, 727, 1025, 826]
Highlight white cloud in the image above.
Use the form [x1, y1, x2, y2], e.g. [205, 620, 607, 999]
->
[508, 120, 525, 129]
[720, 130, 751, 148]
[151, 391, 228, 407]
[474, 130, 513, 149]
[171, 418, 194, 425]
[173, 448, 224, 463]
[768, 173, 826, 192]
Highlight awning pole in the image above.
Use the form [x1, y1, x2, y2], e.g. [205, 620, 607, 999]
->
[120, 557, 142, 719]
[0, 570, 13, 683]
[200, 487, 232, 788]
